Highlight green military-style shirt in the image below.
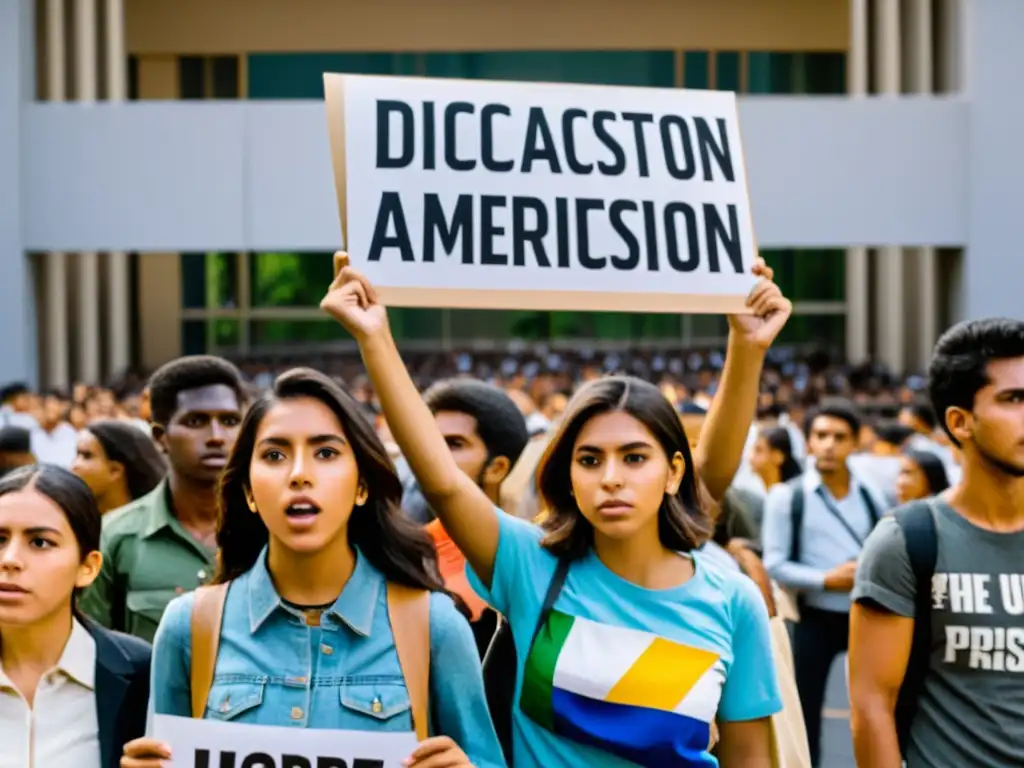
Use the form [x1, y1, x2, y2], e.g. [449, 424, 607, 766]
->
[79, 480, 216, 643]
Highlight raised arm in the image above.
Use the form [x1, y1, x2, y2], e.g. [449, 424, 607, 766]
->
[694, 259, 791, 501]
[320, 254, 501, 586]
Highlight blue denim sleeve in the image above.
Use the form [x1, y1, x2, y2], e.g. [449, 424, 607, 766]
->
[149, 592, 194, 719]
[428, 592, 507, 768]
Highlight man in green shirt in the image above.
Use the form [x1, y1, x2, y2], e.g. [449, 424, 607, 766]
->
[80, 355, 247, 642]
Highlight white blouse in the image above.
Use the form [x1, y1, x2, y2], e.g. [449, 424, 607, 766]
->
[0, 618, 100, 768]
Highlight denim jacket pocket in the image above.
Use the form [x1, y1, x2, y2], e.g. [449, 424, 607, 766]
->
[206, 678, 267, 721]
[340, 682, 411, 722]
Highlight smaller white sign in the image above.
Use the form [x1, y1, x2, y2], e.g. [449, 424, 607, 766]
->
[152, 714, 418, 768]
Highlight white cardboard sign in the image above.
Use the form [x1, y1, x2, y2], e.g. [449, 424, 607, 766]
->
[152, 713, 418, 768]
[324, 74, 757, 314]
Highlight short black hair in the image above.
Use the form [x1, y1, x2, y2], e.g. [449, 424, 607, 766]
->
[804, 398, 862, 438]
[900, 402, 937, 431]
[423, 378, 529, 466]
[929, 318, 1024, 446]
[148, 355, 246, 426]
[0, 426, 31, 453]
[0, 383, 29, 404]
[874, 420, 915, 448]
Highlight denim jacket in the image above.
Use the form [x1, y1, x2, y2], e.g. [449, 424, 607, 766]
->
[150, 547, 505, 767]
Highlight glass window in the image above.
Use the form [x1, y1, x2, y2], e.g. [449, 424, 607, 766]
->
[688, 314, 729, 342]
[746, 52, 846, 95]
[179, 57, 205, 100]
[775, 314, 846, 351]
[390, 308, 445, 342]
[715, 52, 742, 92]
[247, 53, 420, 99]
[683, 52, 710, 89]
[181, 319, 241, 355]
[211, 56, 240, 99]
[423, 51, 674, 88]
[249, 319, 345, 348]
[181, 252, 238, 310]
[250, 252, 335, 308]
[762, 249, 845, 302]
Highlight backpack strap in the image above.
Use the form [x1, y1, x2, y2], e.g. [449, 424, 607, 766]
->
[387, 583, 431, 742]
[858, 486, 881, 527]
[787, 478, 805, 563]
[189, 582, 229, 719]
[893, 500, 939, 754]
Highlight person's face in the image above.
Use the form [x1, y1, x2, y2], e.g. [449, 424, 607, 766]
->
[68, 405, 88, 431]
[153, 385, 243, 484]
[896, 456, 930, 504]
[570, 411, 683, 542]
[0, 488, 101, 627]
[749, 436, 781, 480]
[247, 397, 364, 555]
[42, 396, 64, 428]
[948, 357, 1024, 477]
[434, 410, 509, 492]
[72, 431, 123, 503]
[543, 393, 568, 425]
[11, 393, 31, 414]
[807, 415, 856, 474]
[26, 395, 43, 423]
[138, 389, 152, 422]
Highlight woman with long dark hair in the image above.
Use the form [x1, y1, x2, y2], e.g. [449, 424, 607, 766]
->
[749, 426, 802, 491]
[72, 420, 166, 514]
[0, 465, 150, 768]
[122, 369, 502, 768]
[896, 448, 951, 504]
[325, 253, 792, 767]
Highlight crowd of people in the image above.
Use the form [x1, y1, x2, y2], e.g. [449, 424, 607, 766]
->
[0, 253, 1022, 768]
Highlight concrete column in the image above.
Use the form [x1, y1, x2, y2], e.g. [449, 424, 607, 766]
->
[43, 0, 70, 389]
[906, 0, 937, 370]
[105, 0, 130, 378]
[874, 0, 905, 374]
[74, 0, 102, 384]
[845, 0, 870, 363]
[937, 0, 962, 93]
[963, 0, 1024, 321]
[0, 1, 34, 386]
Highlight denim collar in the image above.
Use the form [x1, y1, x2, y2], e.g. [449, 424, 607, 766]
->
[246, 546, 382, 636]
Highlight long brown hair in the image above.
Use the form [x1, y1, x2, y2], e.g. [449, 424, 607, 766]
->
[213, 368, 445, 593]
[535, 375, 712, 559]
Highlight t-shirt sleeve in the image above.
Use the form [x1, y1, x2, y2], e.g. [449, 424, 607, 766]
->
[718, 576, 783, 722]
[851, 516, 916, 617]
[465, 507, 553, 619]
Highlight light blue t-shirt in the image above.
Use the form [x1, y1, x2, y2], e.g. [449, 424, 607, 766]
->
[468, 510, 782, 768]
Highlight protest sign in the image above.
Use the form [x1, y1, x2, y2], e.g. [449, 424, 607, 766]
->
[324, 74, 758, 314]
[152, 713, 417, 768]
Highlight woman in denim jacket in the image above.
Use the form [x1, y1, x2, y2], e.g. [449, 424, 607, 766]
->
[122, 369, 505, 768]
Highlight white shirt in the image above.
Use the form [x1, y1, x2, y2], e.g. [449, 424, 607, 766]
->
[31, 423, 79, 468]
[0, 619, 100, 768]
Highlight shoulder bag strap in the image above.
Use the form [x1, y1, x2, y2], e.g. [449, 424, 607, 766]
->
[893, 500, 939, 754]
[189, 582, 229, 719]
[387, 583, 431, 742]
[788, 479, 805, 563]
[530, 558, 571, 644]
[857, 485, 881, 527]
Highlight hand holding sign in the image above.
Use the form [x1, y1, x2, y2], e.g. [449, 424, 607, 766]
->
[401, 736, 472, 767]
[321, 251, 390, 341]
[727, 257, 792, 351]
[121, 737, 170, 767]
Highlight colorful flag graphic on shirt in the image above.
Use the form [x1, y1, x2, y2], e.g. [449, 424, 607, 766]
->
[520, 610, 725, 768]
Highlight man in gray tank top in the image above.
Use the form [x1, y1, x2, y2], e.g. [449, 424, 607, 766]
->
[850, 317, 1024, 768]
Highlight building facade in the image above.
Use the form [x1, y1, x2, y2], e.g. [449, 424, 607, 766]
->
[3, 0, 1022, 387]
